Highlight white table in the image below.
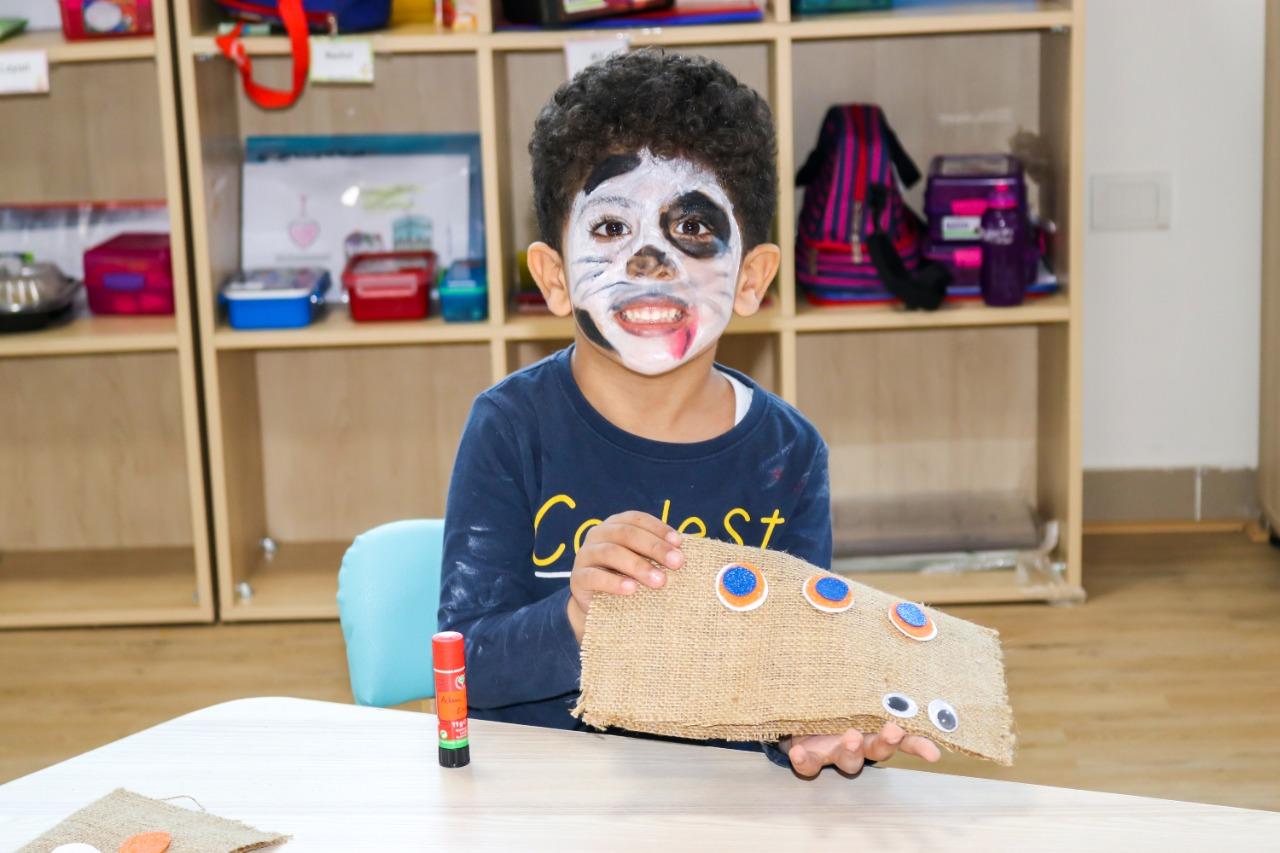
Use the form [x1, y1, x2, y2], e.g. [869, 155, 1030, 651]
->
[1, 697, 1276, 851]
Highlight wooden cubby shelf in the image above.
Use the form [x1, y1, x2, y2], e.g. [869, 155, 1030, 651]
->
[0, 29, 157, 63]
[0, 1, 214, 629]
[790, 293, 1072, 332]
[172, 0, 1084, 620]
[0, 315, 179, 358]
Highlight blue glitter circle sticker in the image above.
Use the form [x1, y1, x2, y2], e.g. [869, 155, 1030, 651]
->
[896, 602, 927, 627]
[715, 562, 768, 611]
[888, 601, 937, 641]
[722, 566, 758, 597]
[815, 577, 848, 602]
[802, 573, 854, 613]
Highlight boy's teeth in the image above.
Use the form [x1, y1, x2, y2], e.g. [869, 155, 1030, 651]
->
[622, 307, 682, 323]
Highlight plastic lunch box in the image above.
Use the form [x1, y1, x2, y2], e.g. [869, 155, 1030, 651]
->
[222, 268, 329, 330]
[60, 0, 154, 40]
[924, 154, 1027, 245]
[438, 259, 488, 323]
[343, 251, 436, 322]
[83, 232, 173, 315]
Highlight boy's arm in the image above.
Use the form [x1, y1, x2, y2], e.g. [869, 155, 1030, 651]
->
[438, 397, 582, 709]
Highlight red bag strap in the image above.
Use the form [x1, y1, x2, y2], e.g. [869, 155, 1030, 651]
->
[215, 0, 311, 110]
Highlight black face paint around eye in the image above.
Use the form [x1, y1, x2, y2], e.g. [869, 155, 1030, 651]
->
[574, 307, 615, 353]
[659, 191, 732, 260]
[583, 153, 643, 197]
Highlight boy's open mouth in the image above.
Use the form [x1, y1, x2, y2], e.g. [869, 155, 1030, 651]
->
[612, 294, 691, 337]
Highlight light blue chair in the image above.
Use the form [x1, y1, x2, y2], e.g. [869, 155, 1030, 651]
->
[337, 518, 444, 707]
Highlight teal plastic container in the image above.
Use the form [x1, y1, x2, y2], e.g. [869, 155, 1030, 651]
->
[792, 0, 890, 16]
[439, 260, 488, 323]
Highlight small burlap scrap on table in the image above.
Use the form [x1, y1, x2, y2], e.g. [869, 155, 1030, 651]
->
[573, 537, 1015, 765]
[19, 788, 288, 853]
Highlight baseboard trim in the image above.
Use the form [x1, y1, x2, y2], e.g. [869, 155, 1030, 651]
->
[1084, 467, 1259, 524]
[1083, 519, 1249, 536]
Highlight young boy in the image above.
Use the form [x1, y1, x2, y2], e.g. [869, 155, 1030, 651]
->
[438, 49, 939, 777]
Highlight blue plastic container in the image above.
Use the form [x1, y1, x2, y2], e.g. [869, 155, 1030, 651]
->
[439, 260, 488, 323]
[222, 268, 328, 330]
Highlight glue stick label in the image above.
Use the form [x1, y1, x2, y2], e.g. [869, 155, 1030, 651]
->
[435, 669, 469, 749]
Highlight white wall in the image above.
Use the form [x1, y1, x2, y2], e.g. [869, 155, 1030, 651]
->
[1083, 0, 1264, 469]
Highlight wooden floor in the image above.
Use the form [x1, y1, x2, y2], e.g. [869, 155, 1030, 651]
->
[2, 533, 1278, 811]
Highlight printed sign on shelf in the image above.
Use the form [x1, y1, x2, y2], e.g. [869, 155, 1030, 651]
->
[0, 50, 49, 95]
[309, 37, 375, 85]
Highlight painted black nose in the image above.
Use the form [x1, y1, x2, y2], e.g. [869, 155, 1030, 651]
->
[626, 245, 677, 280]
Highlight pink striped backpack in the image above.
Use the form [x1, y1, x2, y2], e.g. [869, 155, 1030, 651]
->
[795, 104, 950, 310]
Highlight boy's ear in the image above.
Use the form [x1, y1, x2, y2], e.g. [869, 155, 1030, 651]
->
[526, 241, 574, 318]
[734, 243, 781, 317]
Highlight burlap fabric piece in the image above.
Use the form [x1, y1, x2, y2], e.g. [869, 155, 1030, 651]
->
[574, 537, 1015, 765]
[18, 788, 288, 853]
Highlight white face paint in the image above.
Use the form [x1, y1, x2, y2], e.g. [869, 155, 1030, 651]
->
[565, 149, 743, 376]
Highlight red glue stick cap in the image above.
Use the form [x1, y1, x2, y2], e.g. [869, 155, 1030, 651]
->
[432, 630, 466, 671]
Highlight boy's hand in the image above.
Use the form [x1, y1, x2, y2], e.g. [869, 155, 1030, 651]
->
[781, 722, 941, 778]
[567, 511, 683, 643]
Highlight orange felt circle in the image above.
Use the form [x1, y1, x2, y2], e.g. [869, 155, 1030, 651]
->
[802, 574, 854, 612]
[888, 601, 937, 641]
[119, 831, 172, 853]
[715, 562, 767, 611]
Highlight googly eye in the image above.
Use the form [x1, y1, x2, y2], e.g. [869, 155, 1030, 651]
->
[882, 692, 918, 718]
[888, 601, 937, 641]
[928, 699, 959, 733]
[802, 573, 854, 613]
[715, 562, 767, 612]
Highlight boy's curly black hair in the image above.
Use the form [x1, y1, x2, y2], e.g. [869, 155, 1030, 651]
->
[529, 48, 777, 253]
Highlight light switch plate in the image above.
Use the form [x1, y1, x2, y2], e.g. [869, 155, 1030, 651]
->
[1090, 172, 1172, 231]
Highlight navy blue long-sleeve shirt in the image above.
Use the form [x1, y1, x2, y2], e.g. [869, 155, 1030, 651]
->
[438, 346, 832, 741]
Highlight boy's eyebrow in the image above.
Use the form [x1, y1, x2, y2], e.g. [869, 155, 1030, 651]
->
[580, 195, 635, 211]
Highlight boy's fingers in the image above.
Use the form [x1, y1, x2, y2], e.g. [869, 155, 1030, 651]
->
[900, 735, 942, 763]
[833, 750, 865, 776]
[833, 730, 865, 775]
[579, 542, 668, 588]
[602, 521, 683, 568]
[606, 511, 682, 546]
[863, 722, 906, 762]
[788, 743, 821, 778]
[574, 565, 637, 599]
[598, 523, 683, 570]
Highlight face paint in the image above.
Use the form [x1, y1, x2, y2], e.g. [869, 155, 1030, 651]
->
[565, 149, 743, 376]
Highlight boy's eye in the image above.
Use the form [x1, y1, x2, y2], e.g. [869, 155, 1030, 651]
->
[674, 218, 710, 238]
[591, 219, 630, 239]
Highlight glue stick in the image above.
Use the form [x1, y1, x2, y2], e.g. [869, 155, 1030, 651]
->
[432, 630, 470, 768]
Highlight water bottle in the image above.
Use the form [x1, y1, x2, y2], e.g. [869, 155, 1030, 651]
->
[979, 183, 1027, 307]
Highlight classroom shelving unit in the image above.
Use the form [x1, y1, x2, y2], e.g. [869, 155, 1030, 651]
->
[0, 2, 214, 628]
[173, 0, 1085, 621]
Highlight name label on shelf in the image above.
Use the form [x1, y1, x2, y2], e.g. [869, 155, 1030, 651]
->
[563, 36, 629, 80]
[309, 38, 374, 85]
[0, 50, 49, 95]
